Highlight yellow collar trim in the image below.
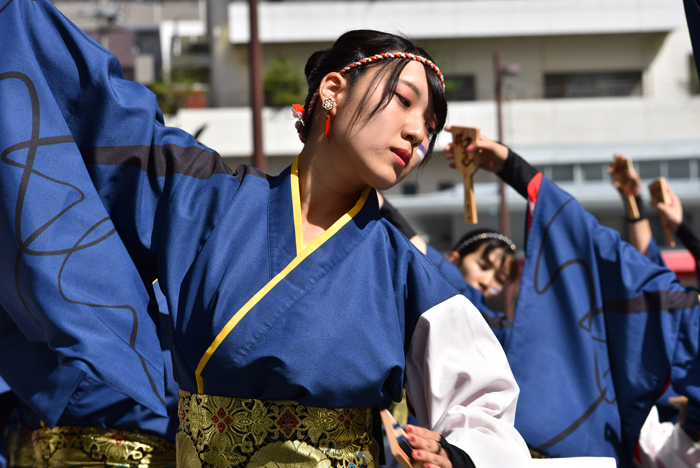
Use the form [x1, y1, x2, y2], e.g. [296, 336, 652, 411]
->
[195, 164, 370, 393]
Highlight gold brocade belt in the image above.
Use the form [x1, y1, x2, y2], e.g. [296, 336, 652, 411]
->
[177, 389, 378, 468]
[7, 425, 35, 468]
[31, 426, 175, 468]
[529, 448, 550, 459]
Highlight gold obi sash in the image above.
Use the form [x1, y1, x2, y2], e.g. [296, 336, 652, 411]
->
[7, 426, 35, 468]
[31, 426, 175, 468]
[529, 448, 550, 459]
[177, 390, 378, 468]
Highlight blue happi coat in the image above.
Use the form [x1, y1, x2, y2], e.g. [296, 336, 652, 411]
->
[505, 176, 700, 465]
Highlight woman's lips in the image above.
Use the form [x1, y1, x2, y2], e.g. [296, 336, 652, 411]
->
[392, 148, 410, 167]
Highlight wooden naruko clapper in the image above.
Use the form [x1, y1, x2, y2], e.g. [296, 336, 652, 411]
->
[450, 126, 481, 224]
[649, 177, 676, 248]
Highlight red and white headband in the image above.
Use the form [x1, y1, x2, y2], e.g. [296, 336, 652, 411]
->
[292, 52, 445, 143]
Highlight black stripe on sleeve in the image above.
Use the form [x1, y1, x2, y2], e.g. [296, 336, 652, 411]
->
[80, 144, 233, 179]
[603, 289, 700, 315]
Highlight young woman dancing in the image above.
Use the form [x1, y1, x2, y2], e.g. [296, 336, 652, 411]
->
[0, 2, 532, 467]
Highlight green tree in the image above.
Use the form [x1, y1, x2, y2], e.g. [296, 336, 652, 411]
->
[149, 58, 204, 115]
[264, 57, 306, 107]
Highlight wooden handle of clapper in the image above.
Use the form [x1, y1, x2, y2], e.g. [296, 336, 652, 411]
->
[624, 194, 640, 220]
[648, 177, 676, 248]
[380, 410, 413, 468]
[450, 126, 481, 224]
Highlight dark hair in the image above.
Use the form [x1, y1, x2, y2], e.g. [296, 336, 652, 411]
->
[452, 228, 516, 260]
[301, 30, 447, 165]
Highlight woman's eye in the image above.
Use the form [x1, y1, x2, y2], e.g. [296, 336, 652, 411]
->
[395, 93, 410, 107]
[425, 124, 436, 135]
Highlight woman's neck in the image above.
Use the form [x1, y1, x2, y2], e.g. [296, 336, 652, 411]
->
[297, 144, 366, 245]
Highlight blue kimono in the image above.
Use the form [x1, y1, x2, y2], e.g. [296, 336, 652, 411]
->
[0, 1, 532, 466]
[504, 174, 700, 466]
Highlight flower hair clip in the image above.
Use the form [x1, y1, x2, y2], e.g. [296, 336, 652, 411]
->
[292, 104, 307, 140]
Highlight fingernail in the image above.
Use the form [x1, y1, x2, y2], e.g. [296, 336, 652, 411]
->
[466, 145, 473, 151]
[409, 435, 416, 442]
[414, 451, 422, 458]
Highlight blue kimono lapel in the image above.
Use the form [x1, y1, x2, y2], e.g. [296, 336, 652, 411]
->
[192, 159, 376, 395]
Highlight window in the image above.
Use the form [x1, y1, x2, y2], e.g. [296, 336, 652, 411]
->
[551, 165, 574, 182]
[534, 166, 549, 179]
[638, 161, 660, 180]
[668, 159, 691, 179]
[444, 75, 476, 101]
[582, 163, 605, 181]
[402, 183, 417, 195]
[544, 72, 642, 98]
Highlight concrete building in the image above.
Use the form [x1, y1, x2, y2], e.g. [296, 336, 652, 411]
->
[55, 0, 700, 266]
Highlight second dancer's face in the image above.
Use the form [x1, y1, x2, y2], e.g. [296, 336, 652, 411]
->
[453, 244, 512, 298]
[332, 61, 437, 191]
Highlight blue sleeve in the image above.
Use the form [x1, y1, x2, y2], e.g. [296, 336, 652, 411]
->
[644, 236, 666, 267]
[509, 176, 700, 461]
[0, 306, 85, 427]
[0, 0, 237, 415]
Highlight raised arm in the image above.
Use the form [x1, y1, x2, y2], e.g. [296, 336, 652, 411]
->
[654, 184, 700, 276]
[607, 154, 653, 255]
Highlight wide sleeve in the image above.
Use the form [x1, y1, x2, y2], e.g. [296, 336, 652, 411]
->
[404, 294, 531, 467]
[0, 0, 239, 415]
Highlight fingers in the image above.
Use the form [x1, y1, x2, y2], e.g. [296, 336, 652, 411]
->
[657, 184, 683, 227]
[443, 131, 507, 172]
[405, 426, 452, 468]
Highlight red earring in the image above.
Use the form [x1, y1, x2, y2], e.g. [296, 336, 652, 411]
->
[322, 98, 335, 138]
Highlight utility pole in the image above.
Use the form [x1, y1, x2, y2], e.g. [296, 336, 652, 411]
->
[494, 52, 510, 238]
[494, 51, 520, 322]
[249, 0, 267, 172]
[207, 0, 229, 106]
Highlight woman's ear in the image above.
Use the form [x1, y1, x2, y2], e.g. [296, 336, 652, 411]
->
[447, 250, 461, 267]
[318, 72, 347, 116]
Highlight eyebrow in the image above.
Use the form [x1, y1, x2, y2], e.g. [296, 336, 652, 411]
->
[399, 79, 422, 99]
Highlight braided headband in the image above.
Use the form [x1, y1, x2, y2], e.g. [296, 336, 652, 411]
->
[292, 52, 445, 143]
[455, 233, 516, 253]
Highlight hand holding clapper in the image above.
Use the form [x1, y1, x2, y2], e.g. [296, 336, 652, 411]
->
[649, 177, 676, 248]
[609, 158, 640, 221]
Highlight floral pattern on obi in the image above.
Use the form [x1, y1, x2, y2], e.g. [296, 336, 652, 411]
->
[177, 389, 377, 468]
[32, 425, 175, 468]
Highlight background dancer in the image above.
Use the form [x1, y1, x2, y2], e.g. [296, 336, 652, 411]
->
[444, 130, 700, 467]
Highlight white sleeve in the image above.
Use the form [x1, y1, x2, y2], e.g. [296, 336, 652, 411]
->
[405, 294, 531, 468]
